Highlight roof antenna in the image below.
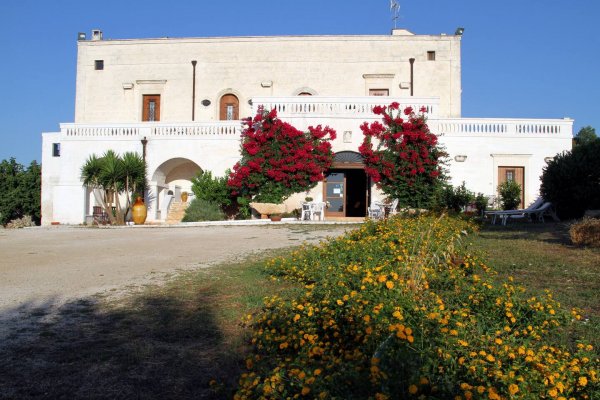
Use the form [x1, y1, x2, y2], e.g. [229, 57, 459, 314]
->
[390, 0, 400, 29]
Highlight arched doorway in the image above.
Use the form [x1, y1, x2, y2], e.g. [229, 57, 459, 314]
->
[151, 158, 202, 219]
[323, 151, 368, 218]
[219, 94, 239, 120]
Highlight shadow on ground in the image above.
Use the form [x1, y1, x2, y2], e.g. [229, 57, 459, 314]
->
[479, 221, 573, 245]
[0, 289, 242, 399]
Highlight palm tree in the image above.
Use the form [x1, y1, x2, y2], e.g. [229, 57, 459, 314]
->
[81, 151, 146, 225]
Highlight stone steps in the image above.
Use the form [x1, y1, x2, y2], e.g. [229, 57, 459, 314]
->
[165, 200, 189, 224]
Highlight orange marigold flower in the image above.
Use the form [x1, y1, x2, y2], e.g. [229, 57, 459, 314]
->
[386, 281, 394, 289]
[408, 384, 418, 394]
[301, 386, 311, 396]
[578, 376, 588, 386]
[508, 383, 519, 395]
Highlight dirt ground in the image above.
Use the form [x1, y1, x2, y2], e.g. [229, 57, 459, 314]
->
[0, 224, 353, 332]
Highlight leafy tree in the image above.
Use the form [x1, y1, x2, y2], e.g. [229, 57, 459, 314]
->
[359, 103, 445, 209]
[574, 126, 597, 146]
[0, 158, 41, 225]
[541, 139, 600, 219]
[228, 107, 336, 203]
[81, 151, 146, 225]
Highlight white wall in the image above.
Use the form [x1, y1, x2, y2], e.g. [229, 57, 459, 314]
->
[74, 32, 462, 123]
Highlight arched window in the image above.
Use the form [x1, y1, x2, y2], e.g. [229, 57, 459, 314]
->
[219, 94, 239, 120]
[298, 92, 313, 96]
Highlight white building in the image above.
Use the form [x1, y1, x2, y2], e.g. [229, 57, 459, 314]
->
[41, 29, 572, 224]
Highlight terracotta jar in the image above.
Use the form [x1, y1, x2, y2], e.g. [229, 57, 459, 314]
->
[132, 196, 147, 225]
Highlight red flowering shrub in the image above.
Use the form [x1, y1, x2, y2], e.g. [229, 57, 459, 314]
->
[359, 103, 445, 208]
[228, 108, 336, 203]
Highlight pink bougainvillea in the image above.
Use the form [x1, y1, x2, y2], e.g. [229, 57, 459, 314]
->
[228, 107, 336, 203]
[359, 103, 445, 208]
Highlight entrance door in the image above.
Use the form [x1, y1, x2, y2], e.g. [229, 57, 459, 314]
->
[324, 172, 345, 217]
[219, 94, 239, 120]
[324, 169, 368, 218]
[142, 95, 161, 121]
[498, 166, 525, 208]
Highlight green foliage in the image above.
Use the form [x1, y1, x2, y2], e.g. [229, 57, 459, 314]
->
[474, 192, 489, 215]
[575, 126, 597, 146]
[191, 170, 232, 208]
[435, 181, 475, 212]
[541, 140, 600, 219]
[235, 196, 252, 220]
[181, 198, 225, 222]
[0, 158, 41, 226]
[81, 151, 146, 225]
[498, 180, 521, 210]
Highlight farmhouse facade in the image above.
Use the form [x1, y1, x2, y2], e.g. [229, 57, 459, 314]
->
[41, 29, 572, 224]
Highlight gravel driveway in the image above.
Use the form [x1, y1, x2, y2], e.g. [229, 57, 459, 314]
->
[0, 224, 354, 329]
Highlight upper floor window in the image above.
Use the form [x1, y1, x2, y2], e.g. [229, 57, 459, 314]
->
[94, 60, 104, 70]
[427, 51, 436, 61]
[52, 143, 61, 157]
[369, 89, 389, 96]
[142, 95, 161, 121]
[219, 94, 239, 120]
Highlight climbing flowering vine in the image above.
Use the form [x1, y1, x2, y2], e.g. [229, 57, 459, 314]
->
[359, 103, 445, 208]
[228, 107, 336, 203]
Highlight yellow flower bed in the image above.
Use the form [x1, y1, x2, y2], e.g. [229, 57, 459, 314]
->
[235, 215, 599, 399]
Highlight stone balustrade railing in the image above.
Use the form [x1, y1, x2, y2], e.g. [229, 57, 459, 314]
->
[252, 96, 440, 118]
[60, 121, 242, 138]
[58, 107, 572, 140]
[429, 117, 573, 137]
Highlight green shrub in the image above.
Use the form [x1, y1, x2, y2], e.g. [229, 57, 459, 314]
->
[474, 192, 489, 215]
[541, 140, 600, 219]
[498, 180, 521, 210]
[435, 182, 475, 212]
[191, 170, 232, 209]
[570, 218, 600, 247]
[181, 199, 225, 222]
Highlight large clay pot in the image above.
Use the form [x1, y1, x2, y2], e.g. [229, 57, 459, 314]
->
[181, 192, 188, 203]
[132, 197, 147, 225]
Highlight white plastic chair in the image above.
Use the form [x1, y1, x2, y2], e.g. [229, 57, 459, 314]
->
[368, 203, 384, 219]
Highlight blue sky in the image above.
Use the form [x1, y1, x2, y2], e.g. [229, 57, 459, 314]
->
[1, 0, 599, 163]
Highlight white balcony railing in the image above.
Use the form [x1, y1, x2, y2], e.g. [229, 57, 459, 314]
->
[429, 117, 573, 138]
[252, 96, 440, 119]
[58, 98, 572, 139]
[60, 121, 242, 138]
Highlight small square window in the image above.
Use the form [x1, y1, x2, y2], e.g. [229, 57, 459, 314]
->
[427, 51, 436, 61]
[94, 60, 104, 70]
[52, 143, 61, 157]
[369, 88, 389, 96]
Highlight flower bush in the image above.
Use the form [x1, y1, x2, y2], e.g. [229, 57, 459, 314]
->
[228, 108, 336, 203]
[359, 104, 445, 209]
[235, 215, 599, 399]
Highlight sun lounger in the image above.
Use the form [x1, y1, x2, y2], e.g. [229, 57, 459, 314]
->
[485, 197, 544, 225]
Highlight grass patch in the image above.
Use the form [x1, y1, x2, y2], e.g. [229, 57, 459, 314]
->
[471, 221, 600, 348]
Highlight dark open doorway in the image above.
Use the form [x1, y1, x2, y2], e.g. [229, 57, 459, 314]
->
[323, 168, 368, 218]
